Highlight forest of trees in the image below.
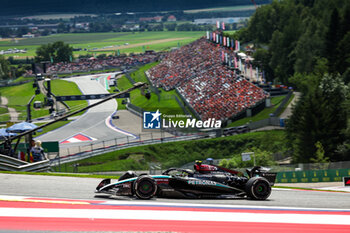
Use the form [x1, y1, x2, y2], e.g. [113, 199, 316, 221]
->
[239, 0, 350, 84]
[238, 0, 350, 162]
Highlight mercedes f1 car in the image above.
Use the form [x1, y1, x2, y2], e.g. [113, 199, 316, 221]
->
[95, 161, 277, 200]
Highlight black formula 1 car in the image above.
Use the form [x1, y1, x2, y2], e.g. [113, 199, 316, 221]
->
[95, 161, 277, 200]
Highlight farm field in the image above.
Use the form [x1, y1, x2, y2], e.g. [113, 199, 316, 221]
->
[184, 5, 256, 13]
[0, 31, 205, 58]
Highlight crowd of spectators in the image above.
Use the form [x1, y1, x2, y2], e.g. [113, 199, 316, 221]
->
[147, 37, 268, 121]
[47, 53, 161, 74]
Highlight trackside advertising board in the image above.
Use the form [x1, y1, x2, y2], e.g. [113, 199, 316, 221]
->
[276, 168, 350, 183]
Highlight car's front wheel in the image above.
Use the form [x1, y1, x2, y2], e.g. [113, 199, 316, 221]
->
[245, 177, 271, 200]
[133, 176, 157, 199]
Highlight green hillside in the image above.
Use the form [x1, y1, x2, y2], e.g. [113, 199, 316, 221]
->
[54, 130, 287, 173]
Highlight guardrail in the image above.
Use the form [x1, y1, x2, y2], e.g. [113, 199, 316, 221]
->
[248, 117, 283, 130]
[0, 154, 50, 172]
[0, 154, 28, 166]
[273, 91, 293, 116]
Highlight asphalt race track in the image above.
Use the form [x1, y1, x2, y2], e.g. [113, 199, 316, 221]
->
[36, 72, 135, 146]
[0, 173, 349, 208]
[0, 173, 350, 232]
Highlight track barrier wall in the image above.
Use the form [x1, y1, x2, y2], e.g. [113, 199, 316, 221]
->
[275, 168, 350, 183]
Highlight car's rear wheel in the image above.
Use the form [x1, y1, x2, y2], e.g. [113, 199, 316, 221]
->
[133, 176, 157, 199]
[245, 177, 271, 200]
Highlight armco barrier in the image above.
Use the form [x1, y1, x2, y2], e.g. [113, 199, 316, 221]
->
[275, 168, 350, 183]
[0, 154, 50, 172]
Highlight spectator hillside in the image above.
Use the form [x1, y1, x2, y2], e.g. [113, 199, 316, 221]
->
[147, 38, 268, 121]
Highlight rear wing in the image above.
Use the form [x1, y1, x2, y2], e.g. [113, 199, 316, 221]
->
[246, 166, 277, 186]
[260, 172, 277, 186]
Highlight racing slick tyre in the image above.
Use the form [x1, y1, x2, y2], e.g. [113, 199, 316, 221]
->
[133, 175, 157, 200]
[245, 177, 271, 200]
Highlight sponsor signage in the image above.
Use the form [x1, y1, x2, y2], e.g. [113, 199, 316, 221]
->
[188, 180, 217, 185]
[242, 152, 253, 161]
[344, 176, 350, 186]
[56, 93, 130, 101]
[275, 169, 350, 183]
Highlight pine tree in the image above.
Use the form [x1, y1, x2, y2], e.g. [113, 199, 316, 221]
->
[324, 8, 341, 74]
[287, 72, 348, 162]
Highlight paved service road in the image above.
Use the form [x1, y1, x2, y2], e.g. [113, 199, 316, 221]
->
[1, 173, 350, 209]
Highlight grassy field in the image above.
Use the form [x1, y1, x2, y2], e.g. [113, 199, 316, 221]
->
[53, 130, 287, 173]
[0, 78, 87, 123]
[0, 31, 205, 58]
[49, 79, 88, 111]
[0, 106, 10, 122]
[0, 107, 8, 114]
[184, 4, 257, 13]
[0, 82, 47, 120]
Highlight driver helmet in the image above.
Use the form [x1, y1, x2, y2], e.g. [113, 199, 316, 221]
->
[194, 160, 202, 171]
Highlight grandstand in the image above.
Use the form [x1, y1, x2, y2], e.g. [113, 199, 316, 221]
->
[146, 37, 268, 121]
[45, 53, 161, 74]
[39, 32, 273, 124]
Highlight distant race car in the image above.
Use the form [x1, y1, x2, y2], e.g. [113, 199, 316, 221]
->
[95, 161, 277, 200]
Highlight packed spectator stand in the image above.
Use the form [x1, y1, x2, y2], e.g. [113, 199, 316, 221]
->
[46, 52, 161, 74]
[42, 34, 268, 123]
[147, 37, 268, 121]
